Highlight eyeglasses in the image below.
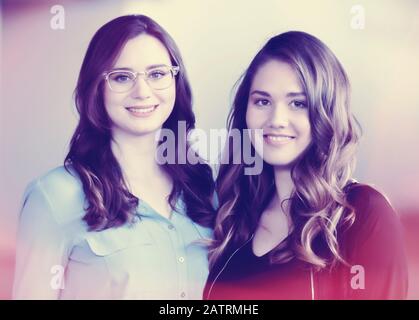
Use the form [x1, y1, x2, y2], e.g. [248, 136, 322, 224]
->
[103, 65, 180, 93]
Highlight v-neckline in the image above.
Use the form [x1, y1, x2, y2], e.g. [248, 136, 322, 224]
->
[249, 232, 290, 258]
[138, 195, 185, 221]
[249, 234, 271, 259]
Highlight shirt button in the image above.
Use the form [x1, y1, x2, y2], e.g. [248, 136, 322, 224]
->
[178, 257, 185, 263]
[168, 224, 174, 230]
[180, 292, 186, 298]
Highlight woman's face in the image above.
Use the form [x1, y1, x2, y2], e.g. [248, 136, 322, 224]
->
[103, 34, 176, 139]
[246, 59, 312, 169]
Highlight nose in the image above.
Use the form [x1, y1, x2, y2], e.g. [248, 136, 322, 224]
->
[268, 103, 289, 128]
[130, 77, 152, 99]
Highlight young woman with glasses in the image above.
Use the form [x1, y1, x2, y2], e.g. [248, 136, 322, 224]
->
[13, 15, 215, 299]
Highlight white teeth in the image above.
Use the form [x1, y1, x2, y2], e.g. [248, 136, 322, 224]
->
[127, 106, 157, 113]
[266, 135, 294, 141]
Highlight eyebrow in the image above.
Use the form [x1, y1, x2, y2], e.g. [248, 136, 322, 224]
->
[286, 92, 306, 98]
[249, 90, 306, 98]
[111, 64, 169, 71]
[249, 90, 271, 97]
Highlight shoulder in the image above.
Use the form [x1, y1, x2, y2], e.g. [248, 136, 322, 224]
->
[339, 183, 408, 299]
[342, 182, 403, 248]
[345, 183, 397, 225]
[23, 166, 86, 224]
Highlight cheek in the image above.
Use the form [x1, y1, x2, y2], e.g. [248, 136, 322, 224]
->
[103, 86, 120, 111]
[299, 117, 312, 145]
[246, 106, 265, 129]
[156, 86, 176, 110]
[100, 87, 116, 121]
[103, 89, 111, 111]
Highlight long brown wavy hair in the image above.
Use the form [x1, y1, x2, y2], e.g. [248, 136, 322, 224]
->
[65, 15, 215, 231]
[210, 31, 362, 270]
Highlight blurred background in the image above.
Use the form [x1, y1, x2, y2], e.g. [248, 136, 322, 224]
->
[1, 0, 418, 299]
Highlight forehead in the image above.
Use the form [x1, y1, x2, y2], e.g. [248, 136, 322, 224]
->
[112, 34, 172, 69]
[250, 59, 303, 95]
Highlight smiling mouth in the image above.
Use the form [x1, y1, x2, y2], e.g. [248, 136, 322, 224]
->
[264, 134, 296, 144]
[125, 105, 158, 115]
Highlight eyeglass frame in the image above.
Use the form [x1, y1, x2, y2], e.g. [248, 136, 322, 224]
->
[102, 65, 180, 93]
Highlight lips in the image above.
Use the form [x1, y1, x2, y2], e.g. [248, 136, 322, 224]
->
[263, 133, 296, 145]
[125, 105, 158, 116]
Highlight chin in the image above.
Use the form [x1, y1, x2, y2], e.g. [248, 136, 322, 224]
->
[122, 124, 161, 137]
[262, 154, 299, 168]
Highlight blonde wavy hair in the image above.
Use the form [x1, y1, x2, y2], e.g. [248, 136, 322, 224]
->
[210, 31, 361, 270]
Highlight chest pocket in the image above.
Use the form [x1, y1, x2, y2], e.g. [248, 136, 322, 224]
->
[84, 224, 154, 256]
[72, 223, 158, 299]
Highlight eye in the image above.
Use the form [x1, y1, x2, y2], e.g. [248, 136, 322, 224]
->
[110, 72, 134, 83]
[148, 69, 168, 80]
[253, 99, 271, 107]
[290, 100, 307, 109]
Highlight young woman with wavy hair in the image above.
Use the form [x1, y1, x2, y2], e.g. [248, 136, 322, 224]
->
[13, 15, 215, 299]
[204, 31, 408, 300]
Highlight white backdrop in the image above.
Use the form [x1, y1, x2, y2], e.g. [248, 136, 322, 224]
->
[1, 0, 419, 253]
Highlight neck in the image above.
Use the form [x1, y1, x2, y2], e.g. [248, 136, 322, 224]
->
[111, 130, 162, 182]
[272, 167, 295, 212]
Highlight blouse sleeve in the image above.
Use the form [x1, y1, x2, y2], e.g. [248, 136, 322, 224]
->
[343, 185, 408, 299]
[12, 180, 70, 299]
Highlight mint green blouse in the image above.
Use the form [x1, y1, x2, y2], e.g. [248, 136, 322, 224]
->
[13, 166, 212, 299]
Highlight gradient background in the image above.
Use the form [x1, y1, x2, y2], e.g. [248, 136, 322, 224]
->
[1, 0, 418, 299]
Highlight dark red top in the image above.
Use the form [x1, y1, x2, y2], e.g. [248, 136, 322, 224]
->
[204, 184, 408, 300]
